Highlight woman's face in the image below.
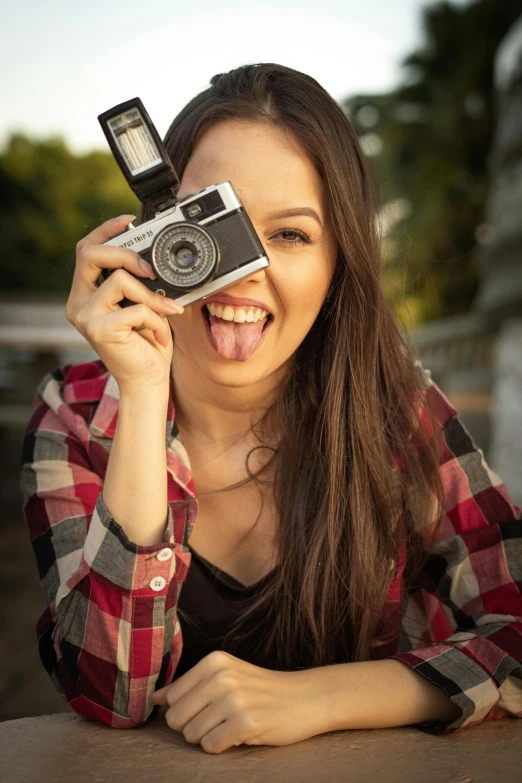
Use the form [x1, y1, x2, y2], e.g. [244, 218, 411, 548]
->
[169, 118, 337, 389]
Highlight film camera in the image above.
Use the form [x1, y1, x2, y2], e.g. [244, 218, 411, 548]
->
[97, 98, 269, 309]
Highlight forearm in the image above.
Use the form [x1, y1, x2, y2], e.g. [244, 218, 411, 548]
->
[103, 383, 170, 546]
[313, 659, 462, 733]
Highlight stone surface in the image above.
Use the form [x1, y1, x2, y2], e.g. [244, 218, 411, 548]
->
[474, 17, 522, 324]
[490, 318, 522, 507]
[1, 711, 521, 783]
[471, 14, 522, 508]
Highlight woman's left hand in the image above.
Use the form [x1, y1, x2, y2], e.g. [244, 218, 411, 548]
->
[150, 650, 332, 754]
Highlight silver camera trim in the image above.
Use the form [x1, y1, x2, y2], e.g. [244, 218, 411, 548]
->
[104, 181, 269, 307]
[175, 258, 269, 308]
[105, 181, 241, 257]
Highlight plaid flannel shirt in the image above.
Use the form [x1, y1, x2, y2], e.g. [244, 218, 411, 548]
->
[20, 358, 522, 733]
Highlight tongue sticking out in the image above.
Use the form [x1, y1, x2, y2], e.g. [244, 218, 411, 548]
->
[207, 311, 267, 361]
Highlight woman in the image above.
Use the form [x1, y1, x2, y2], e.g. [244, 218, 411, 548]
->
[20, 64, 522, 754]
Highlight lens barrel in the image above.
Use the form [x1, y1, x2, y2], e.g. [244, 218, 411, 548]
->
[151, 222, 219, 288]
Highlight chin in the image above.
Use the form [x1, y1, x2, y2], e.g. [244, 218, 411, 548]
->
[172, 319, 293, 388]
[197, 358, 278, 388]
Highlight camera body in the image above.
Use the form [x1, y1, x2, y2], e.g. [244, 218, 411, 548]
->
[97, 99, 269, 308]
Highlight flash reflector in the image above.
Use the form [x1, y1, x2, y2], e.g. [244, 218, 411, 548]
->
[108, 108, 163, 176]
[98, 97, 179, 208]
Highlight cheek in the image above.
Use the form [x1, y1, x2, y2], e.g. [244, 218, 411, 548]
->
[283, 293, 324, 335]
[274, 252, 335, 325]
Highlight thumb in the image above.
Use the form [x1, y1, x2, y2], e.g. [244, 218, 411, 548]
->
[149, 684, 171, 705]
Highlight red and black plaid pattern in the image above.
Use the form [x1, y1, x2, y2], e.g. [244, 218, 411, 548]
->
[20, 359, 522, 733]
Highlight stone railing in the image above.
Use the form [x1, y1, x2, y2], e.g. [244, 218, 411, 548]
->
[405, 311, 495, 393]
[0, 301, 495, 433]
[0, 300, 96, 427]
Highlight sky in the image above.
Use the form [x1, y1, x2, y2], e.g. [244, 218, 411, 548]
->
[2, 0, 469, 154]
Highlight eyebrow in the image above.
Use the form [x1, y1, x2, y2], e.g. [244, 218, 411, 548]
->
[264, 207, 323, 229]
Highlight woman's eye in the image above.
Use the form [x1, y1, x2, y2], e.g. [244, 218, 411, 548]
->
[272, 229, 311, 245]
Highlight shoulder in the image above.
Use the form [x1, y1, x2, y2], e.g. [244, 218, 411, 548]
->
[25, 359, 112, 442]
[411, 361, 521, 539]
[36, 358, 110, 412]
[419, 367, 459, 438]
[413, 360, 485, 466]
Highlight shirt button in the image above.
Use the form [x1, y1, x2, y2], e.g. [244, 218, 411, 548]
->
[156, 547, 173, 561]
[150, 576, 167, 592]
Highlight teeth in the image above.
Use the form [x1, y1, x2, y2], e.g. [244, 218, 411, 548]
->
[222, 306, 234, 321]
[206, 302, 269, 323]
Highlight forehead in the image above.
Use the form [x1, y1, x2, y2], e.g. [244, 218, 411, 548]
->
[179, 119, 325, 215]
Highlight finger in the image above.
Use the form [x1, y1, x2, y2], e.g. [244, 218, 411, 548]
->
[159, 664, 207, 708]
[150, 683, 174, 705]
[199, 714, 255, 754]
[129, 311, 171, 350]
[71, 242, 155, 308]
[163, 675, 216, 732]
[67, 245, 155, 326]
[132, 315, 172, 350]
[77, 214, 137, 253]
[169, 699, 227, 744]
[84, 303, 172, 348]
[152, 652, 233, 707]
[88, 267, 183, 317]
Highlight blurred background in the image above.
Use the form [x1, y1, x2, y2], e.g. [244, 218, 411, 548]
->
[1, 0, 521, 722]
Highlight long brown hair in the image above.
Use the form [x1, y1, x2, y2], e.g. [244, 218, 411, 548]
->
[142, 64, 446, 669]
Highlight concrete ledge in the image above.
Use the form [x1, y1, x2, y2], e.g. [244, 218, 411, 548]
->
[1, 710, 521, 782]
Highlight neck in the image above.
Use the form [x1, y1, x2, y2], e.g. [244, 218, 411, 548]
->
[170, 353, 287, 450]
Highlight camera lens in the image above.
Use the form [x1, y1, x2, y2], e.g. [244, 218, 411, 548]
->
[172, 243, 197, 268]
[151, 222, 219, 288]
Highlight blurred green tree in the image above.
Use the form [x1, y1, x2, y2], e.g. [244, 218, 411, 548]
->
[2, 0, 520, 310]
[344, 0, 522, 328]
[0, 134, 139, 294]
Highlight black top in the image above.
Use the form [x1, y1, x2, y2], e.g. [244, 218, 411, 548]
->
[173, 544, 279, 680]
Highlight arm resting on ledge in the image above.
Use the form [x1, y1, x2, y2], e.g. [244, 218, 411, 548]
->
[315, 659, 462, 733]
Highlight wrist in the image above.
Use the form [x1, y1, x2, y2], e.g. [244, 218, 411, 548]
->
[118, 377, 170, 404]
[298, 667, 343, 735]
[104, 376, 171, 547]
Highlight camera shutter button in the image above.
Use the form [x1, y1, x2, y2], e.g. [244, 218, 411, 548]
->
[156, 547, 173, 561]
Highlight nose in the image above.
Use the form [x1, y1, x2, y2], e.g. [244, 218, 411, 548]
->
[242, 259, 269, 283]
[220, 258, 269, 301]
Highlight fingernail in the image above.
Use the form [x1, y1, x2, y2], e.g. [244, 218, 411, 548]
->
[139, 258, 155, 278]
[115, 214, 136, 222]
[164, 297, 184, 313]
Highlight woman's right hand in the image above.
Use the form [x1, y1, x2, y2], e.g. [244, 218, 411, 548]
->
[65, 214, 185, 393]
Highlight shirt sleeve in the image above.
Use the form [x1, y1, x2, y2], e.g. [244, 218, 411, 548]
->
[388, 369, 522, 736]
[20, 381, 183, 728]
